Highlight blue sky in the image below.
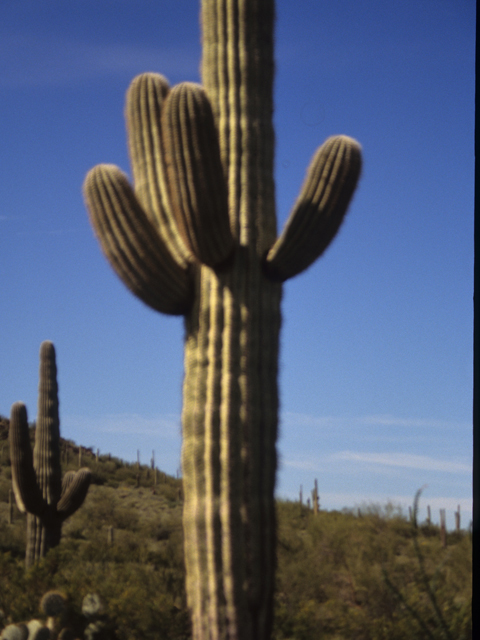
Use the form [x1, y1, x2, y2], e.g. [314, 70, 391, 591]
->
[0, 0, 475, 529]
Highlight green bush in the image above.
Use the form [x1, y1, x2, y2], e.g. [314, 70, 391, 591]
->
[272, 499, 471, 640]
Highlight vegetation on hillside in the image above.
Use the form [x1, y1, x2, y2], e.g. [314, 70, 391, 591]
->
[0, 418, 472, 639]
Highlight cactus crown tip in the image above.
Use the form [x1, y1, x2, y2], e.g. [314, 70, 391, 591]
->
[11, 401, 26, 411]
[39, 341, 55, 355]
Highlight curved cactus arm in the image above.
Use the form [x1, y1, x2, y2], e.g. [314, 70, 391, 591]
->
[126, 73, 191, 267]
[60, 469, 77, 494]
[57, 468, 92, 519]
[161, 83, 234, 267]
[84, 164, 193, 315]
[264, 135, 362, 282]
[9, 402, 46, 516]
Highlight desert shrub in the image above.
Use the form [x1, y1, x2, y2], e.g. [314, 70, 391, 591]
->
[272, 499, 472, 640]
[0, 434, 471, 640]
[0, 519, 25, 558]
[145, 514, 175, 541]
[0, 480, 12, 504]
[0, 548, 190, 640]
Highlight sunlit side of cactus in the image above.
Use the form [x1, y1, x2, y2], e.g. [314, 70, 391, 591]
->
[9, 341, 92, 568]
[83, 1, 361, 637]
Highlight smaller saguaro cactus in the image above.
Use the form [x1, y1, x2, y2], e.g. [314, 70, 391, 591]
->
[312, 478, 320, 515]
[455, 505, 461, 532]
[440, 509, 447, 548]
[40, 591, 67, 636]
[9, 341, 92, 568]
[0, 625, 29, 640]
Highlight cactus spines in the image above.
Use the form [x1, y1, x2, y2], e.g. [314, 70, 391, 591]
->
[82, 594, 103, 619]
[40, 589, 66, 617]
[9, 342, 92, 568]
[83, 1, 361, 637]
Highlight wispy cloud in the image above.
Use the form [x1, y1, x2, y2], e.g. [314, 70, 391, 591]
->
[281, 412, 341, 429]
[282, 411, 469, 431]
[64, 412, 181, 440]
[333, 451, 471, 474]
[281, 456, 320, 472]
[0, 33, 199, 88]
[357, 414, 469, 429]
[281, 449, 471, 476]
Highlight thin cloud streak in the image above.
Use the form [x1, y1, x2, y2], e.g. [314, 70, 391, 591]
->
[0, 34, 199, 88]
[282, 411, 469, 431]
[283, 450, 471, 475]
[64, 413, 181, 440]
[358, 414, 469, 429]
[334, 451, 471, 474]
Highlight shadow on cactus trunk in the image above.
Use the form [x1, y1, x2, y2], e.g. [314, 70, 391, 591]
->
[9, 342, 92, 569]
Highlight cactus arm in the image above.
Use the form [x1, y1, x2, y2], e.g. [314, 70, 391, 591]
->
[34, 341, 62, 506]
[264, 135, 362, 282]
[60, 469, 77, 495]
[9, 402, 46, 515]
[125, 72, 170, 221]
[84, 164, 193, 315]
[57, 468, 92, 519]
[125, 73, 191, 266]
[162, 83, 234, 267]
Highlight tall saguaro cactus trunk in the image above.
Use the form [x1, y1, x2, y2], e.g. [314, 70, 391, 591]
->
[182, 3, 280, 638]
[9, 342, 92, 568]
[84, 1, 361, 638]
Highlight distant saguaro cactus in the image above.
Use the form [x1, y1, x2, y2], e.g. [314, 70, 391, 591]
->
[83, 1, 361, 637]
[9, 341, 92, 568]
[312, 479, 320, 515]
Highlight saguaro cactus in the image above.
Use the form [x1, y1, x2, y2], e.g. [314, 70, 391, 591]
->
[83, 1, 361, 638]
[9, 341, 92, 568]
